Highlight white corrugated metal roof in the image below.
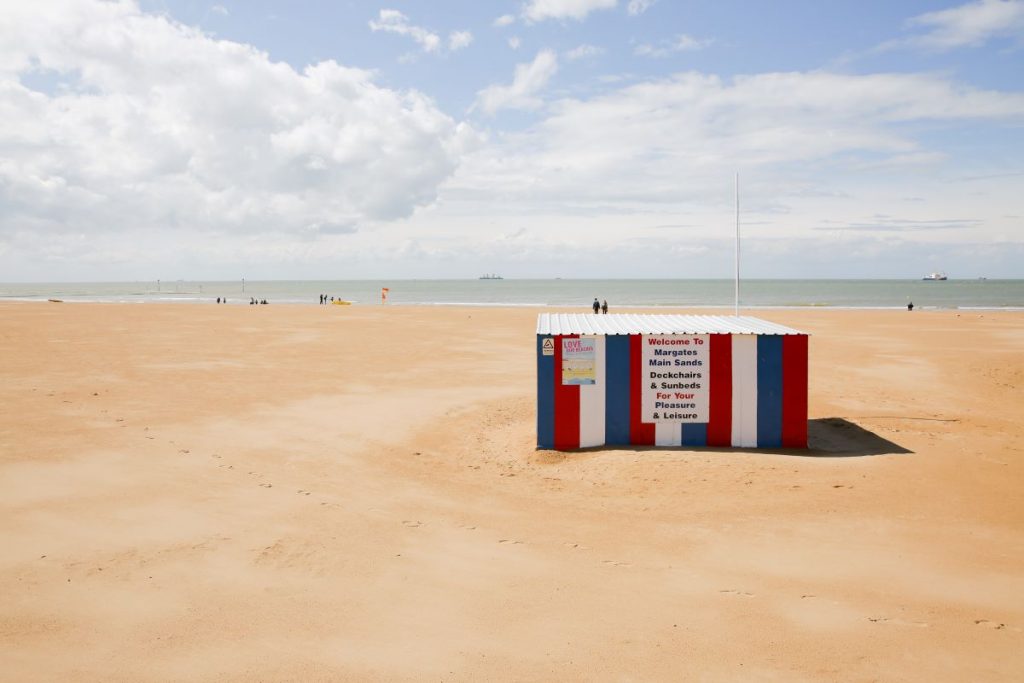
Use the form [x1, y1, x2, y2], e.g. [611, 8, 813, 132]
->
[536, 313, 805, 336]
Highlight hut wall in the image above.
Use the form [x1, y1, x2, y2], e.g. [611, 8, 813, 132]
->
[537, 332, 808, 450]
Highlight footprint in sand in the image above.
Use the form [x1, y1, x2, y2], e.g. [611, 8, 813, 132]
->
[603, 560, 631, 567]
[975, 619, 1006, 630]
[869, 616, 929, 627]
[498, 539, 523, 545]
[402, 520, 422, 528]
[296, 490, 311, 496]
[719, 589, 754, 597]
[259, 483, 273, 488]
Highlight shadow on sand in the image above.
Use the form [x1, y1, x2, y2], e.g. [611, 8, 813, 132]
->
[536, 418, 912, 459]
[804, 417, 912, 457]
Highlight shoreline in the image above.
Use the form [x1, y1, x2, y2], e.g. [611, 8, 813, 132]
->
[3, 278, 1021, 311]
[4, 298, 1024, 311]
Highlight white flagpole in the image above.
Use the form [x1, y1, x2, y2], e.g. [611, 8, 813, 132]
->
[734, 172, 740, 316]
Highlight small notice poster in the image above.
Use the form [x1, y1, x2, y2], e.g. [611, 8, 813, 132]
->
[562, 337, 597, 385]
[640, 335, 709, 422]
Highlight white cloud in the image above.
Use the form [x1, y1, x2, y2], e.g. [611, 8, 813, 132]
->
[448, 70, 1024, 249]
[523, 0, 617, 23]
[635, 34, 712, 57]
[566, 44, 605, 60]
[508, 36, 522, 50]
[210, 4, 228, 16]
[904, 0, 1024, 50]
[368, 9, 441, 53]
[449, 30, 473, 51]
[493, 14, 515, 27]
[0, 1, 475, 245]
[473, 50, 559, 114]
[627, 0, 656, 15]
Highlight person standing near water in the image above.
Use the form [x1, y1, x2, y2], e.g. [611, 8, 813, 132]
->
[592, 298, 600, 314]
[601, 300, 608, 314]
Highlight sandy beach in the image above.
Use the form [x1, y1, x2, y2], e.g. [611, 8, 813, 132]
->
[1, 301, 1022, 681]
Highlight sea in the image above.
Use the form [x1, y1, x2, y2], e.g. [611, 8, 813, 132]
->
[1, 279, 1022, 310]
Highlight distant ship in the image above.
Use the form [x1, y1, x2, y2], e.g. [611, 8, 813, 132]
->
[479, 274, 503, 280]
[922, 271, 948, 281]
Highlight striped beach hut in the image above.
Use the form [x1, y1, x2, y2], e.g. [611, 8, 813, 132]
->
[536, 313, 808, 450]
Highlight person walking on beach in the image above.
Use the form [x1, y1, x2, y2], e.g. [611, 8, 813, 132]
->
[908, 301, 914, 311]
[601, 300, 608, 314]
[593, 298, 600, 314]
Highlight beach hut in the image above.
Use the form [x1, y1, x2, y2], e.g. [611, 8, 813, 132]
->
[536, 313, 808, 450]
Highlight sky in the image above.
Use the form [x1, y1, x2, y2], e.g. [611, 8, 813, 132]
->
[1, 0, 1022, 281]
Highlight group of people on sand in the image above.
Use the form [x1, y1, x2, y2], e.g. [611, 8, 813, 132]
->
[319, 294, 341, 305]
[212, 296, 266, 304]
[592, 298, 609, 314]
